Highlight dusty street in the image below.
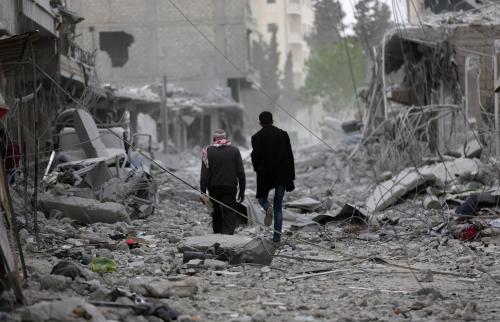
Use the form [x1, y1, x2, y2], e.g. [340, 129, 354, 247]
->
[3, 143, 500, 322]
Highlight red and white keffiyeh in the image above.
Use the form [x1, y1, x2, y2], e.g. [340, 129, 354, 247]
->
[202, 138, 231, 168]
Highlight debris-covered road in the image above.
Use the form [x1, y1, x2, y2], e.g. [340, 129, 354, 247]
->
[2, 141, 500, 322]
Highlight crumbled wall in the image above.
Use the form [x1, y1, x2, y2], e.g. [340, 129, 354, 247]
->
[449, 25, 500, 107]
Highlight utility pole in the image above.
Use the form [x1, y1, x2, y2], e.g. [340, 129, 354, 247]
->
[161, 74, 169, 154]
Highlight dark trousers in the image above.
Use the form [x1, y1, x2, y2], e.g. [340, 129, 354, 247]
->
[208, 186, 245, 235]
[258, 185, 285, 242]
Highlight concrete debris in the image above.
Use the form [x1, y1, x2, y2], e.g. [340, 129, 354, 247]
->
[83, 160, 113, 191]
[366, 168, 436, 212]
[285, 197, 322, 212]
[129, 276, 198, 298]
[181, 234, 275, 265]
[458, 139, 482, 159]
[419, 158, 481, 187]
[423, 194, 442, 210]
[19, 298, 107, 322]
[73, 109, 108, 159]
[39, 193, 131, 224]
[367, 158, 482, 212]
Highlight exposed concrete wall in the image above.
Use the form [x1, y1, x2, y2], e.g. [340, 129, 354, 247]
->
[0, 0, 19, 35]
[450, 25, 500, 110]
[70, 0, 251, 95]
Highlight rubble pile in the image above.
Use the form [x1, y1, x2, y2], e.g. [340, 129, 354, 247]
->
[2, 140, 499, 321]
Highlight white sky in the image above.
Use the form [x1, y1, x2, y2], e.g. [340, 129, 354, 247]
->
[340, 0, 408, 31]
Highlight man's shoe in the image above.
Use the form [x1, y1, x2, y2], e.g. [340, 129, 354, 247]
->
[264, 206, 273, 226]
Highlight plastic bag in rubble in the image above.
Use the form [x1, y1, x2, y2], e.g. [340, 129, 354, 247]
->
[90, 257, 116, 273]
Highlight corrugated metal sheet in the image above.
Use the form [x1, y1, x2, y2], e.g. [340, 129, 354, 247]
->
[0, 32, 35, 75]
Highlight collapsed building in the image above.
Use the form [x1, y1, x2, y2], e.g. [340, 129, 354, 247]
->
[359, 3, 500, 174]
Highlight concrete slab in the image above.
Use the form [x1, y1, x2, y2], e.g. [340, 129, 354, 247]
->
[19, 298, 106, 322]
[285, 197, 322, 212]
[180, 234, 253, 252]
[83, 160, 112, 190]
[130, 276, 198, 298]
[366, 168, 436, 212]
[73, 109, 108, 158]
[39, 193, 131, 224]
[420, 158, 481, 187]
[180, 234, 275, 265]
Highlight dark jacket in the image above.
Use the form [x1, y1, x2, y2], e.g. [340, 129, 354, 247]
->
[200, 145, 245, 194]
[251, 125, 295, 198]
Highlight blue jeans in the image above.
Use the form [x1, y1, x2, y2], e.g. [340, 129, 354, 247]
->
[258, 185, 285, 242]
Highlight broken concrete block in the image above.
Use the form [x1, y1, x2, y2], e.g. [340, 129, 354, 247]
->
[180, 234, 253, 252]
[203, 259, 227, 270]
[73, 109, 108, 158]
[83, 160, 112, 190]
[180, 235, 276, 265]
[457, 139, 482, 159]
[229, 236, 275, 265]
[378, 171, 393, 182]
[366, 168, 436, 212]
[423, 195, 442, 210]
[18, 298, 107, 322]
[129, 276, 198, 298]
[39, 193, 131, 224]
[40, 274, 73, 292]
[285, 197, 322, 212]
[186, 259, 203, 268]
[419, 158, 481, 187]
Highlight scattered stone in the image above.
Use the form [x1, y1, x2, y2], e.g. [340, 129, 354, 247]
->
[423, 195, 442, 210]
[130, 276, 198, 298]
[203, 259, 227, 270]
[18, 298, 106, 322]
[417, 269, 434, 282]
[40, 274, 72, 292]
[251, 310, 267, 322]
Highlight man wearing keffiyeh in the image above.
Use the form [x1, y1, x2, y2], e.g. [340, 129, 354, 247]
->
[200, 129, 246, 234]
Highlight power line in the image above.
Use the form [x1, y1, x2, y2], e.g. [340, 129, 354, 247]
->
[166, 0, 339, 154]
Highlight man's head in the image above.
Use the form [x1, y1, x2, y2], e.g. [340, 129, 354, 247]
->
[259, 111, 273, 127]
[213, 129, 227, 142]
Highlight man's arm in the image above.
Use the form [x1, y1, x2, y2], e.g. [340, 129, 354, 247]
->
[200, 152, 209, 194]
[285, 132, 295, 180]
[235, 149, 246, 202]
[250, 135, 260, 172]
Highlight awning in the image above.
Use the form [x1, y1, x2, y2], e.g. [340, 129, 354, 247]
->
[0, 32, 37, 75]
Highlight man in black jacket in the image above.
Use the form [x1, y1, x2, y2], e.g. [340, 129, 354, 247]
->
[200, 129, 246, 234]
[251, 112, 295, 242]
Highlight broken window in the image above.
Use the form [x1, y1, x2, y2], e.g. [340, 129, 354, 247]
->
[99, 31, 134, 67]
[267, 23, 277, 33]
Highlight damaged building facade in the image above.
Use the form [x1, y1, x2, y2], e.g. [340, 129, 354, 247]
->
[360, 1, 500, 174]
[68, 0, 269, 133]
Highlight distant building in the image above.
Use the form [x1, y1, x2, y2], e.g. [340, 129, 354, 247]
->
[68, 0, 271, 132]
[253, 0, 314, 88]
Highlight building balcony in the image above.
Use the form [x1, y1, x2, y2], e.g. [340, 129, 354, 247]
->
[287, 1, 302, 16]
[60, 42, 95, 83]
[288, 32, 303, 45]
